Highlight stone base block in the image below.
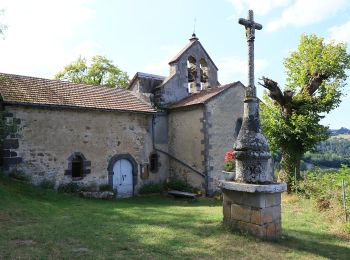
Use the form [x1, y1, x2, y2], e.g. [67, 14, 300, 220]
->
[220, 181, 286, 240]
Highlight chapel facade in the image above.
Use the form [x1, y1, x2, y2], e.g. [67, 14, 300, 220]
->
[0, 34, 244, 196]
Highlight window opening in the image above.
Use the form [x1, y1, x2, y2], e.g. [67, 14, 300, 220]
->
[150, 152, 158, 172]
[200, 58, 209, 89]
[187, 56, 197, 93]
[72, 155, 83, 178]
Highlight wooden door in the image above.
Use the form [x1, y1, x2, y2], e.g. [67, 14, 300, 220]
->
[113, 159, 133, 198]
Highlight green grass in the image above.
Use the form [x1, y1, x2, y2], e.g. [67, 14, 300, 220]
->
[0, 175, 349, 259]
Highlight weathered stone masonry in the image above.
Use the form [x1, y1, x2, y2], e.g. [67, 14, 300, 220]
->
[167, 83, 245, 194]
[204, 85, 244, 194]
[222, 188, 282, 239]
[3, 106, 168, 190]
[2, 111, 22, 171]
[168, 107, 205, 190]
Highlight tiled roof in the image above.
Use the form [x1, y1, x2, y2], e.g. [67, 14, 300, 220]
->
[128, 72, 165, 89]
[135, 72, 165, 80]
[170, 82, 240, 109]
[0, 73, 156, 113]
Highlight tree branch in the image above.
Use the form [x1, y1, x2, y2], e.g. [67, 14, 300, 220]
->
[301, 73, 328, 95]
[258, 77, 285, 106]
[259, 77, 295, 117]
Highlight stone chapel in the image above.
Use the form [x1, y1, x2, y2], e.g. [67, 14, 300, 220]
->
[0, 34, 244, 197]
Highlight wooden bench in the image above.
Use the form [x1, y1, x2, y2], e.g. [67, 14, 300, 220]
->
[168, 190, 198, 199]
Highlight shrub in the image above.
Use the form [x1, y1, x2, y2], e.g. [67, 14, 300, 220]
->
[344, 223, 350, 233]
[99, 184, 113, 192]
[80, 183, 98, 192]
[8, 170, 30, 182]
[57, 182, 81, 193]
[299, 166, 350, 200]
[139, 182, 165, 194]
[298, 165, 350, 226]
[39, 179, 55, 189]
[166, 177, 193, 192]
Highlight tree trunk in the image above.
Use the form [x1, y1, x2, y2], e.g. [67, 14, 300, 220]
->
[280, 149, 302, 193]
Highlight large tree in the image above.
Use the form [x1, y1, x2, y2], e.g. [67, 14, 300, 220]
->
[259, 34, 350, 191]
[55, 55, 129, 88]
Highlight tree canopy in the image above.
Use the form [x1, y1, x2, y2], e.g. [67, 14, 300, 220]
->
[55, 55, 129, 89]
[259, 34, 350, 190]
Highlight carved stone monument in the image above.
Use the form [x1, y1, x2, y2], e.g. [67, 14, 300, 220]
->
[219, 10, 286, 240]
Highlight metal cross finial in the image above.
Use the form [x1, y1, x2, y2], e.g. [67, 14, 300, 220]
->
[238, 10, 262, 98]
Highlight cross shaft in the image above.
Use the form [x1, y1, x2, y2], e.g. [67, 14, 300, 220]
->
[238, 10, 262, 98]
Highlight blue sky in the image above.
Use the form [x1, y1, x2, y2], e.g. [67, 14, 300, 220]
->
[1, 0, 350, 129]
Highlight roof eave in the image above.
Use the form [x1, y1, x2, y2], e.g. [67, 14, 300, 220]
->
[2, 101, 157, 115]
[168, 103, 204, 111]
[202, 81, 243, 104]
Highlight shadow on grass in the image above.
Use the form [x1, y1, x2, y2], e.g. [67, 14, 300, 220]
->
[278, 229, 350, 259]
[2, 175, 350, 259]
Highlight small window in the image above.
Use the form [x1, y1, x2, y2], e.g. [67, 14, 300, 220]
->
[72, 155, 83, 178]
[64, 152, 91, 179]
[150, 152, 158, 173]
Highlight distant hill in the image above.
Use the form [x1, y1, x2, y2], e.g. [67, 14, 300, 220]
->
[302, 129, 350, 169]
[329, 127, 350, 136]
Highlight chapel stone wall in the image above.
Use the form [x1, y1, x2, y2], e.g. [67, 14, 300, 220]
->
[2, 106, 168, 191]
[168, 106, 206, 191]
[204, 84, 245, 194]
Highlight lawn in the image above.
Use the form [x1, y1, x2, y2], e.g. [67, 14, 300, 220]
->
[0, 176, 349, 259]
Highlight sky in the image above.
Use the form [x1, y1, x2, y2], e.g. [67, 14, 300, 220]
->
[0, 0, 350, 129]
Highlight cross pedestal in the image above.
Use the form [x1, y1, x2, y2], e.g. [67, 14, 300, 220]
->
[220, 181, 286, 240]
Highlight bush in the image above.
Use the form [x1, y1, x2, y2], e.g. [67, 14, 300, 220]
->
[57, 182, 82, 193]
[139, 182, 165, 194]
[8, 170, 30, 182]
[80, 182, 98, 192]
[299, 166, 350, 200]
[344, 223, 350, 233]
[298, 165, 350, 225]
[166, 178, 193, 192]
[39, 179, 55, 189]
[99, 184, 113, 192]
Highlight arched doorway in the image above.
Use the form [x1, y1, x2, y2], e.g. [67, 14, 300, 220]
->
[107, 154, 138, 198]
[113, 159, 133, 198]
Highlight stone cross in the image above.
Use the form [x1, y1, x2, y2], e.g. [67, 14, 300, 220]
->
[234, 9, 273, 184]
[238, 10, 262, 98]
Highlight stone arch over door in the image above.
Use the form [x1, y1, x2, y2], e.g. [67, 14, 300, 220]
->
[107, 153, 138, 196]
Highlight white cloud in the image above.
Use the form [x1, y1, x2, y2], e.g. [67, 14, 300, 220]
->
[218, 56, 268, 84]
[328, 21, 350, 44]
[226, 0, 290, 16]
[0, 0, 96, 78]
[267, 0, 349, 32]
